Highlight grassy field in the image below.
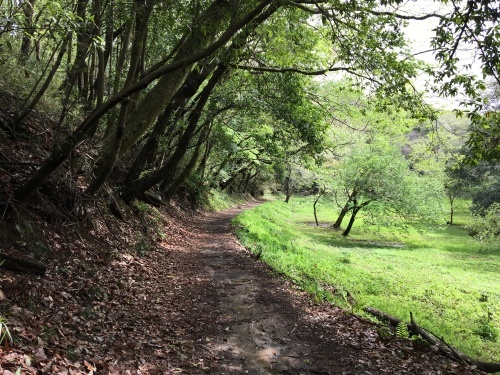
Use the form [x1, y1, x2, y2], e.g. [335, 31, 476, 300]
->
[232, 197, 500, 362]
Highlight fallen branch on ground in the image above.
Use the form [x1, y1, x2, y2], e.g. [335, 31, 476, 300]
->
[363, 307, 500, 373]
[0, 247, 46, 275]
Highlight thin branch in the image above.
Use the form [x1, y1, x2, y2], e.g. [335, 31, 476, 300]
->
[231, 64, 382, 84]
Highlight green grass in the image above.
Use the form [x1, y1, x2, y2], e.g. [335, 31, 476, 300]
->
[233, 197, 500, 362]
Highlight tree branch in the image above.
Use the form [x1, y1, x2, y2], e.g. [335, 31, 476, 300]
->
[230, 64, 382, 84]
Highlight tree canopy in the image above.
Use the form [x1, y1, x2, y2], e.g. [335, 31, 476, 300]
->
[0, 0, 498, 206]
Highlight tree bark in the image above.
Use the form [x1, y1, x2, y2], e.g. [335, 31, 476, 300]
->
[86, 0, 155, 194]
[0, 248, 46, 275]
[342, 199, 371, 237]
[220, 166, 248, 191]
[447, 191, 455, 225]
[163, 122, 211, 201]
[364, 307, 500, 373]
[123, 63, 228, 201]
[125, 64, 215, 185]
[19, 0, 37, 63]
[113, 0, 234, 156]
[332, 200, 351, 228]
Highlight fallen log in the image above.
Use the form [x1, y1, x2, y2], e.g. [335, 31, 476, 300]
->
[409, 312, 500, 374]
[0, 247, 46, 275]
[363, 307, 407, 328]
[363, 306, 500, 373]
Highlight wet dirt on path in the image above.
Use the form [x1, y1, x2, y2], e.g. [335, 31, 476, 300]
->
[173, 201, 475, 375]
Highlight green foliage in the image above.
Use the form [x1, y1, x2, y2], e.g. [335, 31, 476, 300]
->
[332, 141, 443, 234]
[0, 315, 12, 346]
[474, 307, 499, 343]
[471, 181, 500, 216]
[233, 198, 500, 361]
[469, 202, 500, 253]
[396, 322, 410, 339]
[465, 112, 500, 163]
[135, 235, 150, 257]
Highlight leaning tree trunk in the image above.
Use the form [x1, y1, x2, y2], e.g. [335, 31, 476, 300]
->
[163, 122, 212, 202]
[333, 200, 351, 228]
[220, 166, 248, 191]
[342, 207, 359, 237]
[14, 0, 274, 202]
[14, 36, 69, 126]
[333, 189, 357, 228]
[342, 200, 371, 237]
[111, 0, 234, 157]
[122, 62, 228, 201]
[125, 64, 215, 185]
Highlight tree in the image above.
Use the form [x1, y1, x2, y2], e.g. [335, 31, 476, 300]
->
[2, 0, 499, 206]
[332, 141, 443, 236]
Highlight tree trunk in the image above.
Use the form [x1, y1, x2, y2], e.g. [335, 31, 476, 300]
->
[333, 201, 351, 228]
[244, 170, 259, 193]
[342, 206, 360, 237]
[125, 65, 215, 185]
[104, 17, 132, 136]
[196, 140, 212, 181]
[84, 100, 128, 195]
[448, 192, 455, 225]
[0, 248, 46, 275]
[123, 63, 228, 201]
[342, 199, 371, 237]
[19, 0, 37, 63]
[14, 36, 69, 126]
[113, 0, 233, 156]
[65, 0, 91, 97]
[86, 0, 154, 194]
[284, 163, 292, 203]
[314, 188, 325, 226]
[220, 166, 248, 191]
[163, 122, 211, 201]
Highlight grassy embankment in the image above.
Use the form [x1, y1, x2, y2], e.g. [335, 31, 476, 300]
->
[232, 197, 500, 362]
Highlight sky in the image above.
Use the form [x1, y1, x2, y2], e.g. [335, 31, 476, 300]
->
[400, 0, 483, 109]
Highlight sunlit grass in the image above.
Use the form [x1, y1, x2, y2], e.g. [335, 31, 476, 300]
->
[233, 197, 500, 361]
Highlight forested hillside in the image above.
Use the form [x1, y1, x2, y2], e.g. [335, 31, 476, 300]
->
[0, 0, 499, 373]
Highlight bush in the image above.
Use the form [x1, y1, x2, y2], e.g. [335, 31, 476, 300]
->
[469, 202, 500, 252]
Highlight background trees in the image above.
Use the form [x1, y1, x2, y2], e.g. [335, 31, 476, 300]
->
[330, 141, 443, 236]
[0, 0, 498, 215]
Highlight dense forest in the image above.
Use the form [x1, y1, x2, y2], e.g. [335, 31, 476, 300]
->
[0, 0, 499, 373]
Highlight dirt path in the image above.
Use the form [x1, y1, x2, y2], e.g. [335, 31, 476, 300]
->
[152, 201, 473, 374]
[1, 201, 477, 374]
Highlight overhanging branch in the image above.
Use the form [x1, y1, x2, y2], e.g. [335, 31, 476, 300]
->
[230, 63, 382, 84]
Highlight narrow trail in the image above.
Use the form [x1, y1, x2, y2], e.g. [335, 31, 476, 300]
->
[151, 201, 473, 375]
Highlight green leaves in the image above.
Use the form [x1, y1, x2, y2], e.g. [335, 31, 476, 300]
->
[333, 141, 444, 230]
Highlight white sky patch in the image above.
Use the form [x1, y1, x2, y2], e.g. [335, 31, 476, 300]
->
[399, 0, 483, 109]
